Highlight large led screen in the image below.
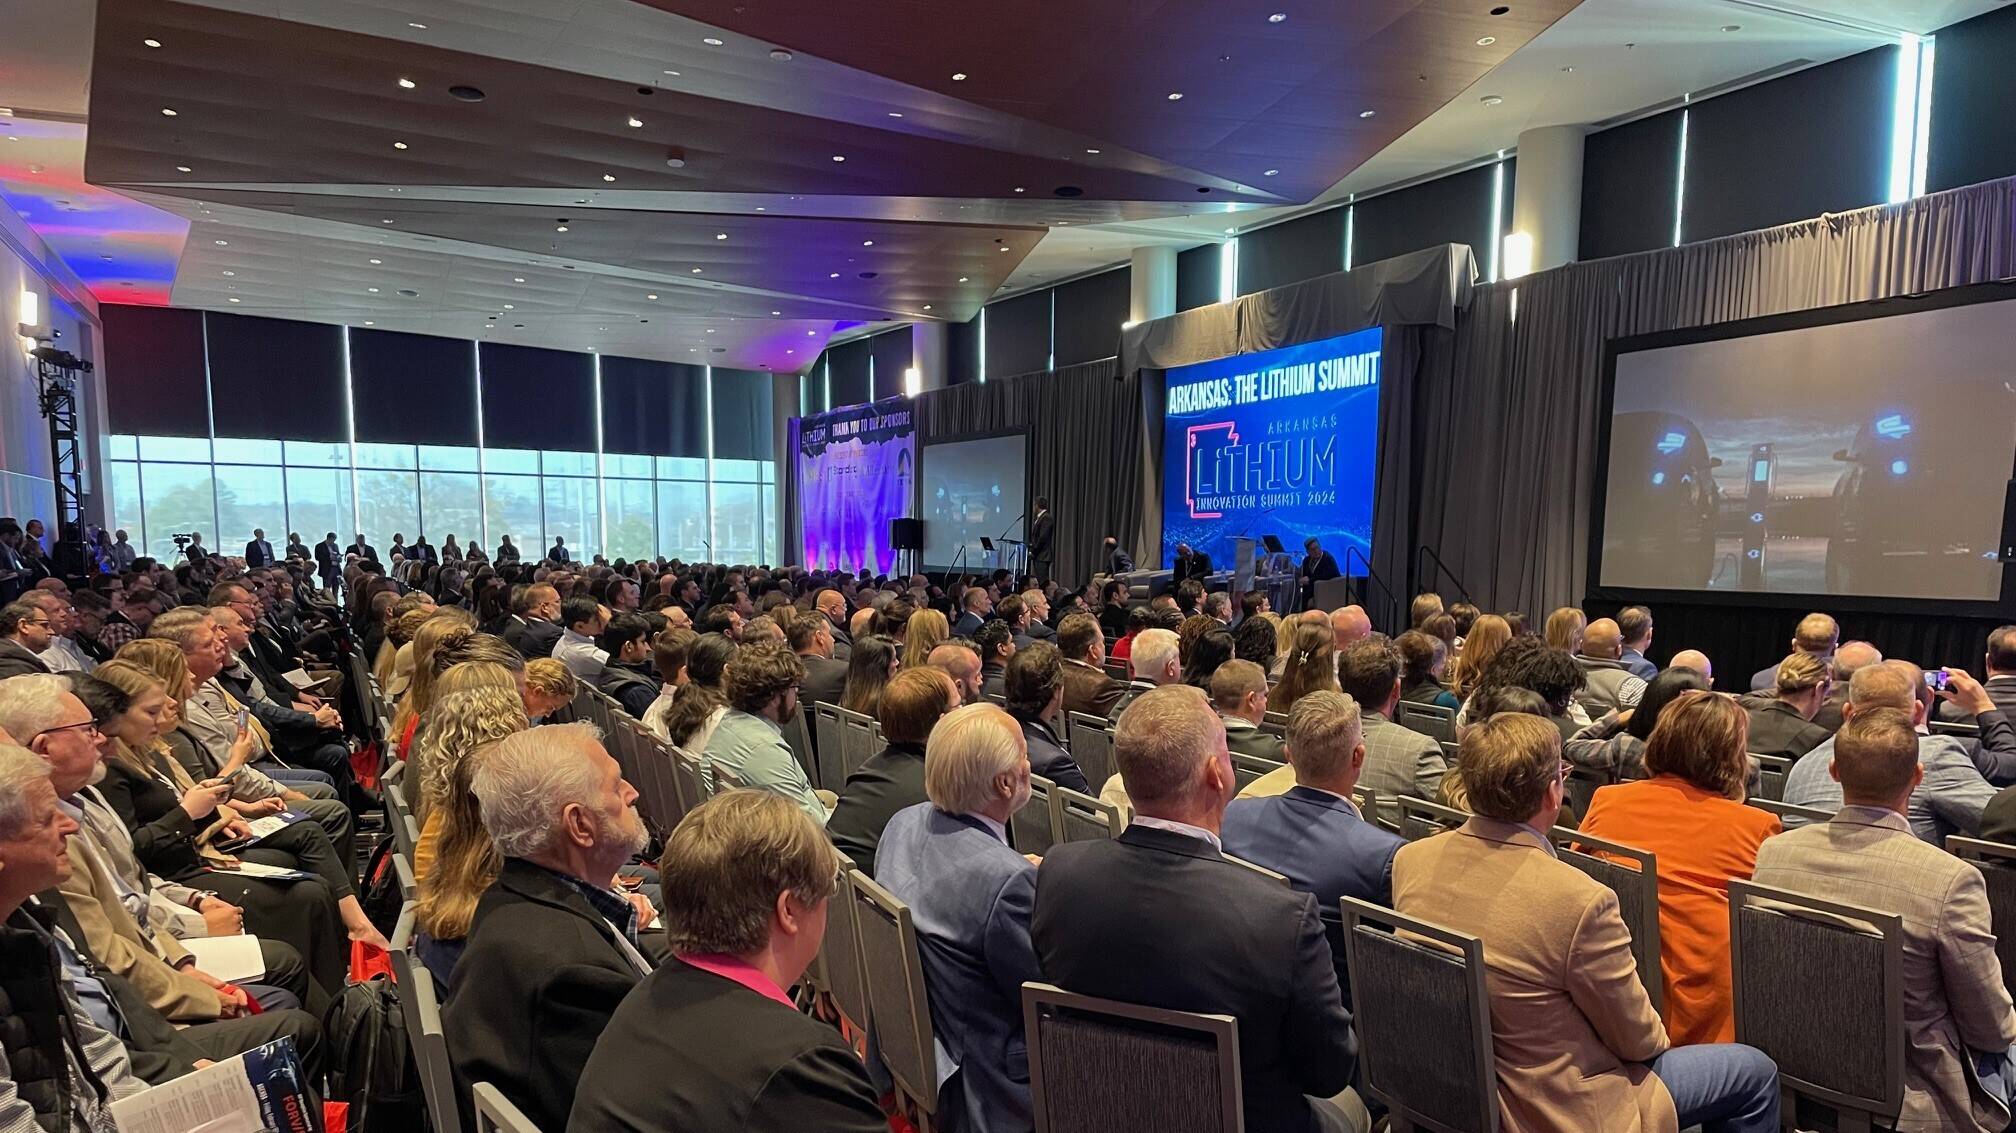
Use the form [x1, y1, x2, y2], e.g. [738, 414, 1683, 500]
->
[921, 434, 1028, 573]
[797, 398, 914, 576]
[1160, 327, 1383, 570]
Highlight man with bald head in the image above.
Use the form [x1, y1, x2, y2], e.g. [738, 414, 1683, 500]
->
[1667, 650, 1713, 685]
[1747, 612, 1839, 692]
[1328, 605, 1371, 650]
[1576, 618, 1646, 715]
[928, 642, 984, 707]
[816, 588, 853, 661]
[1032, 685, 1365, 1133]
[1782, 660, 2000, 842]
[1815, 641, 1883, 732]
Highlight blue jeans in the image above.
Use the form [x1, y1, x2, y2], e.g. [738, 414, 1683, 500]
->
[1649, 1044, 1780, 1133]
[260, 766, 336, 790]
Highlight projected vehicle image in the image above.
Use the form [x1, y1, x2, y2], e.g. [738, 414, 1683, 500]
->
[1600, 293, 2016, 602]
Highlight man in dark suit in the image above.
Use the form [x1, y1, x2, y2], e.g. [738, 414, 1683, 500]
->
[790, 617, 850, 710]
[446, 725, 656, 1133]
[1941, 625, 2016, 723]
[314, 533, 342, 594]
[408, 535, 437, 566]
[1027, 497, 1055, 581]
[814, 588, 854, 662]
[1006, 642, 1092, 793]
[495, 535, 521, 565]
[549, 536, 571, 564]
[345, 532, 377, 564]
[975, 621, 1014, 699]
[0, 600, 56, 678]
[503, 583, 564, 659]
[1815, 641, 1883, 732]
[1299, 537, 1340, 603]
[242, 528, 274, 568]
[1104, 536, 1135, 575]
[1055, 612, 1124, 720]
[1214, 660, 1285, 761]
[1743, 653, 1834, 759]
[285, 532, 310, 562]
[827, 668, 957, 877]
[1223, 690, 1404, 1003]
[571, 791, 884, 1133]
[1033, 685, 1364, 1133]
[952, 587, 991, 639]
[1172, 542, 1213, 584]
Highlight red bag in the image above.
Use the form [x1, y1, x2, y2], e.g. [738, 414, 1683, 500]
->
[350, 939, 393, 983]
[350, 741, 382, 790]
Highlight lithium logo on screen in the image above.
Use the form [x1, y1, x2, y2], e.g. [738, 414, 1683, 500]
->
[1173, 345, 1377, 521]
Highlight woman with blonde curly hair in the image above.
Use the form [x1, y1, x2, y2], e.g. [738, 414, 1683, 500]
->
[409, 659, 522, 828]
[412, 685, 530, 984]
[903, 607, 950, 671]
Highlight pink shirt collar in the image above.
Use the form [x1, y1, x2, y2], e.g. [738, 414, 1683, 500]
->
[677, 952, 795, 1009]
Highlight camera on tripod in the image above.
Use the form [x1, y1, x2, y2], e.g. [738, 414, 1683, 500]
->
[172, 532, 199, 550]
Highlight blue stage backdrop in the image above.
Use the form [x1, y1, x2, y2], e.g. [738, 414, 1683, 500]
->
[1160, 327, 1384, 572]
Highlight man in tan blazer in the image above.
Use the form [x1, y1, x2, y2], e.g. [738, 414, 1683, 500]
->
[1753, 707, 2016, 1132]
[1056, 613, 1124, 720]
[1393, 713, 1780, 1133]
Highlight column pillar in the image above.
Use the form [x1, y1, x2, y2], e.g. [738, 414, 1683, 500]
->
[909, 320, 948, 395]
[1509, 125, 1586, 276]
[1128, 246, 1177, 325]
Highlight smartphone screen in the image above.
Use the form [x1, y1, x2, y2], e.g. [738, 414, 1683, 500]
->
[235, 708, 249, 731]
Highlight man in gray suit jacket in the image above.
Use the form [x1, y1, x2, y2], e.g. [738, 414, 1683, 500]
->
[1754, 707, 2016, 1132]
[1576, 619, 1646, 716]
[1338, 638, 1447, 802]
[789, 617, 849, 710]
[874, 704, 1041, 1133]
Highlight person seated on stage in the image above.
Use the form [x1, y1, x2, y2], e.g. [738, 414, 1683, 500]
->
[1104, 536, 1136, 575]
[1743, 652, 1834, 760]
[1223, 689, 1403, 1001]
[1299, 538, 1339, 602]
[1394, 713, 1781, 1133]
[1005, 642, 1091, 794]
[1172, 543, 1213, 586]
[568, 791, 883, 1133]
[1112, 628, 1181, 720]
[875, 703, 1041, 1133]
[554, 596, 611, 680]
[974, 621, 1015, 700]
[1396, 630, 1461, 711]
[828, 667, 961, 878]
[1056, 613, 1123, 720]
[1337, 637, 1449, 802]
[701, 644, 827, 824]
[1033, 686, 1365, 1133]
[448, 724, 654, 1133]
[1746, 612, 1839, 693]
[1754, 708, 2016, 1132]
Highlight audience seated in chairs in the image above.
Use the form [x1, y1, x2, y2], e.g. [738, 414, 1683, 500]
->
[838, 634, 900, 719]
[1033, 684, 1367, 1133]
[1579, 689, 1781, 1044]
[553, 596, 611, 681]
[928, 641, 984, 707]
[446, 722, 655, 1133]
[1742, 652, 1835, 760]
[521, 655, 577, 724]
[412, 683, 530, 986]
[1215, 659, 1286, 774]
[1223, 689, 1404, 1003]
[592, 613, 662, 719]
[1782, 660, 2002, 843]
[974, 620, 1015, 699]
[1753, 707, 2016, 1131]
[1448, 613, 1512, 702]
[388, 611, 479, 760]
[1940, 624, 2016, 723]
[1745, 611, 1840, 693]
[1004, 641, 1091, 794]
[1056, 612, 1124, 720]
[1113, 627, 1181, 719]
[1395, 629, 1461, 711]
[1394, 712, 1781, 1133]
[1565, 666, 1712, 783]
[569, 790, 884, 1132]
[1576, 618, 1648, 716]
[906, 608, 952, 671]
[701, 644, 826, 823]
[827, 666, 960, 878]
[788, 615, 849, 711]
[502, 583, 563, 660]
[875, 702, 1042, 1133]
[1336, 637, 1449, 803]
[1234, 611, 1280, 674]
[1269, 620, 1340, 714]
[654, 634, 732, 750]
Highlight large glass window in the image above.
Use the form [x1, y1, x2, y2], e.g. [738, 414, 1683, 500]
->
[108, 462, 144, 544]
[284, 466, 353, 545]
[483, 474, 541, 552]
[357, 470, 419, 549]
[137, 463, 218, 560]
[213, 465, 286, 548]
[420, 472, 483, 549]
[604, 479, 657, 562]
[713, 482, 764, 563]
[656, 480, 709, 560]
[542, 477, 597, 554]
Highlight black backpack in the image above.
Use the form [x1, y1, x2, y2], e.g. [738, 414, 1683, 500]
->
[357, 834, 404, 938]
[321, 974, 425, 1133]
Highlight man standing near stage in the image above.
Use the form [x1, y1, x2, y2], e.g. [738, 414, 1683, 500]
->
[1029, 498, 1055, 582]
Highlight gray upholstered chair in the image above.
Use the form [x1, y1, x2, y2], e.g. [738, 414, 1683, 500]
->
[471, 1081, 543, 1133]
[837, 705, 880, 782]
[1395, 796, 1470, 842]
[1552, 826, 1663, 1014]
[1021, 982, 1243, 1133]
[1225, 854, 1290, 886]
[391, 948, 463, 1133]
[1729, 879, 1905, 1131]
[1055, 786, 1125, 842]
[813, 703, 848, 789]
[1749, 752, 1793, 802]
[819, 860, 872, 1035]
[781, 708, 819, 789]
[1340, 896, 1497, 1133]
[1229, 751, 1284, 792]
[1393, 700, 1456, 744]
[1946, 835, 2016, 998]
[392, 851, 416, 905]
[1013, 775, 1061, 856]
[1744, 797, 1835, 826]
[670, 745, 706, 811]
[1066, 712, 1116, 789]
[852, 871, 942, 1131]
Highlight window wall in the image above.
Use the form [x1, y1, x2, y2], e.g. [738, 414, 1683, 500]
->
[107, 435, 775, 564]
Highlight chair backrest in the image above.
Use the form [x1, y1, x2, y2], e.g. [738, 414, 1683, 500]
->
[781, 708, 819, 790]
[1729, 879, 1905, 1123]
[984, 691, 1008, 708]
[1439, 739, 1459, 763]
[389, 901, 417, 952]
[1929, 719, 1981, 739]
[1225, 855, 1290, 886]
[631, 733, 683, 832]
[471, 1082, 544, 1133]
[819, 861, 871, 1034]
[1394, 700, 1456, 744]
[1351, 787, 1388, 832]
[392, 948, 463, 1133]
[1553, 827, 1663, 1014]
[392, 851, 417, 904]
[1395, 796, 1470, 842]
[1947, 836, 2016, 998]
[1263, 710, 1289, 730]
[1056, 786, 1124, 842]
[1022, 982, 1242, 1133]
[1745, 797, 1834, 826]
[1104, 658, 1131, 680]
[837, 706, 879, 782]
[387, 785, 417, 861]
[1065, 712, 1116, 791]
[1341, 897, 1498, 1133]
[1229, 751, 1284, 792]
[671, 746, 706, 812]
[1749, 752, 1793, 802]
[1562, 766, 1606, 818]
[850, 872, 938, 1118]
[1257, 715, 1287, 739]
[1013, 775, 1060, 856]
[812, 703, 848, 790]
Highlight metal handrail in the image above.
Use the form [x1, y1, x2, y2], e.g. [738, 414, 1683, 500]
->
[1413, 544, 1474, 605]
[1344, 545, 1401, 633]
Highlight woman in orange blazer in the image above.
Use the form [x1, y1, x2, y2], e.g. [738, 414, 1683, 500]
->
[1579, 689, 1781, 1045]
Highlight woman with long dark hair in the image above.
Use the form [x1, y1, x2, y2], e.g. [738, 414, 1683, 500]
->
[840, 634, 901, 717]
[1564, 666, 1714, 781]
[660, 633, 737, 751]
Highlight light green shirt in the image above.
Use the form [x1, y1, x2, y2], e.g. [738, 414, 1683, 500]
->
[700, 709, 829, 825]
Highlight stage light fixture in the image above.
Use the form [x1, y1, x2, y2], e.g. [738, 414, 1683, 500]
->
[398, 78, 416, 89]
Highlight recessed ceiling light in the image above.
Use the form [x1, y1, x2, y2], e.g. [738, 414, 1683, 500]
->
[1358, 109, 1376, 118]
[484, 323, 494, 328]
[381, 218, 394, 224]
[227, 297, 240, 303]
[1085, 148, 1101, 154]
[397, 77, 416, 89]
[832, 155, 846, 162]
[1721, 23, 1741, 31]
[626, 116, 644, 128]
[602, 173, 616, 182]
[408, 22, 427, 29]
[574, 198, 588, 204]
[503, 303, 515, 309]
[364, 320, 375, 325]
[807, 330, 817, 336]
[143, 38, 162, 47]
[1560, 65, 1575, 72]
[952, 72, 968, 81]
[703, 36, 724, 45]
[771, 310, 781, 315]
[213, 239, 228, 246]
[769, 48, 793, 61]
[160, 107, 178, 116]
[367, 287, 380, 293]
[1476, 35, 1496, 44]
[1480, 94, 1504, 106]
[392, 141, 408, 150]
[887, 111, 904, 118]
[1168, 92, 1184, 100]
[786, 349, 795, 354]
[176, 165, 192, 173]
[706, 328, 715, 333]
[221, 270, 235, 276]
[829, 272, 840, 278]
[958, 276, 969, 282]
[691, 268, 703, 274]
[923, 304, 933, 310]
[513, 277, 525, 283]
[716, 232, 728, 240]
[368, 258, 382, 265]
[862, 240, 874, 246]
[556, 225, 569, 232]
[1263, 168, 1279, 176]
[1268, 12, 1287, 22]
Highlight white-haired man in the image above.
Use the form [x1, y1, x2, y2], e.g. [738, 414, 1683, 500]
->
[446, 722, 654, 1133]
[1110, 627, 1181, 720]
